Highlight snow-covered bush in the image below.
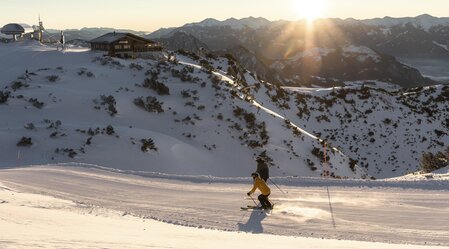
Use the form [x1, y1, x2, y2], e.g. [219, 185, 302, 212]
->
[55, 148, 77, 158]
[46, 75, 59, 82]
[17, 137, 32, 147]
[11, 81, 28, 91]
[24, 123, 36, 130]
[134, 96, 164, 113]
[349, 158, 358, 172]
[0, 91, 10, 104]
[199, 59, 214, 73]
[177, 49, 200, 61]
[420, 148, 449, 173]
[129, 63, 143, 71]
[105, 125, 115, 135]
[29, 98, 44, 109]
[93, 57, 124, 68]
[306, 159, 317, 171]
[311, 146, 330, 162]
[99, 95, 117, 116]
[85, 137, 92, 145]
[171, 68, 198, 83]
[44, 119, 62, 130]
[143, 77, 170, 95]
[140, 138, 158, 152]
[78, 68, 95, 77]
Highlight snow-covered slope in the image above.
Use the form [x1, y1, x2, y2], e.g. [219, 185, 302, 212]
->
[2, 41, 447, 179]
[391, 166, 449, 181]
[1, 165, 448, 247]
[0, 41, 364, 178]
[246, 83, 449, 178]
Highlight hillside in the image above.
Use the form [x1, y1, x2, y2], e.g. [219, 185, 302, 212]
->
[243, 82, 449, 178]
[1, 41, 448, 179]
[0, 41, 364, 178]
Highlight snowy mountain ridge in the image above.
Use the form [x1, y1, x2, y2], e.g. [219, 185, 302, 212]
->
[360, 14, 449, 32]
[183, 17, 271, 30]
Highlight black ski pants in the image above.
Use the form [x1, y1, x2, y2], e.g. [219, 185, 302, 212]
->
[258, 194, 272, 209]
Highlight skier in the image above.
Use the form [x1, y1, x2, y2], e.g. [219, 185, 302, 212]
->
[256, 157, 269, 182]
[247, 172, 272, 209]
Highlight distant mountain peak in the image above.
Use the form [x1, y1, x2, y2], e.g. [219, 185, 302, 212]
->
[183, 16, 271, 30]
[416, 13, 435, 19]
[360, 14, 449, 31]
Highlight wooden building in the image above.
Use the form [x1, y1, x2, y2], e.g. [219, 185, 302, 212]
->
[90, 32, 162, 58]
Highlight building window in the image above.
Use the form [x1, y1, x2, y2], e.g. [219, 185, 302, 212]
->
[123, 45, 131, 50]
[114, 45, 121, 50]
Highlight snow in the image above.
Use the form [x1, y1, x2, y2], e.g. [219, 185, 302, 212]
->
[276, 45, 381, 66]
[342, 45, 381, 62]
[361, 14, 449, 32]
[380, 28, 392, 36]
[89, 32, 130, 43]
[0, 165, 448, 248]
[0, 41, 367, 179]
[391, 166, 449, 181]
[432, 41, 449, 52]
[246, 80, 449, 178]
[1, 24, 448, 249]
[183, 17, 270, 30]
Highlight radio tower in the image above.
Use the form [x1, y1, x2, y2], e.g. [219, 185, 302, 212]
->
[38, 14, 44, 42]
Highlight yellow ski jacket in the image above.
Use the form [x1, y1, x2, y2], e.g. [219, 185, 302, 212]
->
[249, 177, 271, 196]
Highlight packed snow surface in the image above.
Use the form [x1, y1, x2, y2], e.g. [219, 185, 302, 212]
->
[0, 165, 448, 248]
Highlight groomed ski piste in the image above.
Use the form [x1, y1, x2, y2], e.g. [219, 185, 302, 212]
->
[0, 41, 448, 248]
[0, 165, 448, 248]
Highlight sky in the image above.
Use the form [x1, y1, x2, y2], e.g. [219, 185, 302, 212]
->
[0, 0, 448, 32]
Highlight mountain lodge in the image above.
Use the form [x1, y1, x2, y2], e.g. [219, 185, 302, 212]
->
[90, 32, 162, 58]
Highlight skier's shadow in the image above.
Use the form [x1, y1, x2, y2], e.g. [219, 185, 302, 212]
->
[237, 210, 267, 233]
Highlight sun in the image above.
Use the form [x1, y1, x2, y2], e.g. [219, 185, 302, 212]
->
[294, 0, 327, 22]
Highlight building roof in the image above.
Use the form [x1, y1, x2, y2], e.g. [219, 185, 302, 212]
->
[1, 23, 33, 35]
[89, 32, 155, 44]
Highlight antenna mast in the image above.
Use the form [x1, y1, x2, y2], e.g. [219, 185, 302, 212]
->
[38, 14, 44, 42]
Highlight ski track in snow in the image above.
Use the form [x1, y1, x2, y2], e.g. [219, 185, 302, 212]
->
[0, 165, 448, 247]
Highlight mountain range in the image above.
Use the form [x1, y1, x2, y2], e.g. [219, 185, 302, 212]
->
[147, 15, 449, 86]
[42, 14, 449, 86]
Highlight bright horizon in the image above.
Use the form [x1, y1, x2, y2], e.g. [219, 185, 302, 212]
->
[0, 0, 448, 32]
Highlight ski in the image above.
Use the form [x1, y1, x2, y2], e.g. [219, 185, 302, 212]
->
[240, 204, 275, 211]
[240, 206, 262, 210]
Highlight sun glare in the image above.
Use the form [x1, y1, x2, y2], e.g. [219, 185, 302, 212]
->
[294, 0, 327, 22]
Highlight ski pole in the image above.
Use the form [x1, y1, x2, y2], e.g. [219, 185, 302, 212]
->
[248, 195, 258, 207]
[269, 178, 288, 194]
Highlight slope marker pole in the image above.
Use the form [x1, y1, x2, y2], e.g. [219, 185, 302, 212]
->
[323, 141, 336, 228]
[17, 150, 21, 167]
